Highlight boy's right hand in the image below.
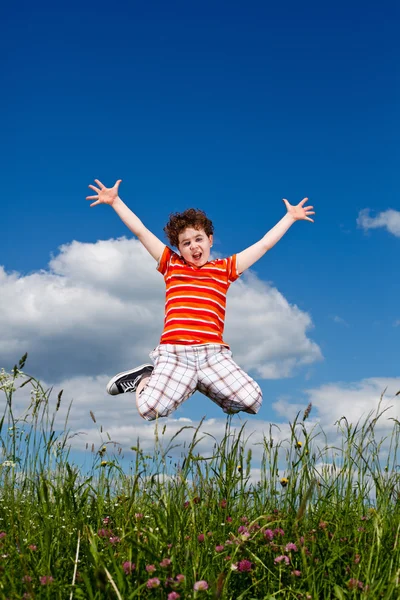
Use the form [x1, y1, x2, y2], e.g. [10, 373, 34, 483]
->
[86, 179, 122, 207]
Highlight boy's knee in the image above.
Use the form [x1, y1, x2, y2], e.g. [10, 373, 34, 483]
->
[138, 406, 170, 421]
[242, 384, 263, 414]
[137, 399, 173, 421]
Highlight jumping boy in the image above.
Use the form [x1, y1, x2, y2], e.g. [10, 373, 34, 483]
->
[86, 179, 315, 421]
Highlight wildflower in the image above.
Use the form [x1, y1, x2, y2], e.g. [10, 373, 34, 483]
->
[238, 559, 252, 572]
[237, 525, 248, 534]
[285, 542, 298, 552]
[219, 499, 227, 508]
[146, 577, 161, 588]
[109, 536, 120, 544]
[100, 461, 108, 467]
[22, 575, 32, 583]
[40, 576, 54, 585]
[264, 528, 274, 541]
[97, 528, 112, 538]
[354, 554, 361, 564]
[240, 516, 248, 523]
[226, 516, 232, 523]
[197, 533, 205, 542]
[280, 477, 288, 487]
[348, 578, 364, 590]
[319, 521, 328, 529]
[207, 531, 213, 537]
[122, 561, 135, 574]
[168, 593, 180, 600]
[193, 580, 209, 591]
[28, 544, 37, 551]
[273, 527, 285, 537]
[175, 574, 185, 583]
[135, 513, 143, 519]
[274, 555, 290, 565]
[146, 564, 156, 573]
[296, 441, 302, 448]
[0, 532, 6, 539]
[237, 465, 242, 472]
[291, 570, 301, 576]
[215, 545, 224, 552]
[160, 558, 171, 567]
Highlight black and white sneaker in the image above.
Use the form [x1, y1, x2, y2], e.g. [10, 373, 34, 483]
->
[106, 364, 154, 396]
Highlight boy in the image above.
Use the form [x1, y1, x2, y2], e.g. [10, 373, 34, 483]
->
[87, 179, 314, 421]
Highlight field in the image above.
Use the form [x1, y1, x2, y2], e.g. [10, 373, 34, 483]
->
[1, 356, 399, 599]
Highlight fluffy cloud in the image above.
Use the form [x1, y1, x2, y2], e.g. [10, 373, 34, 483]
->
[0, 237, 321, 381]
[273, 377, 400, 436]
[357, 208, 400, 237]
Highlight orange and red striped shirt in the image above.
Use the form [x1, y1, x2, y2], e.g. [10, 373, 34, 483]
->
[157, 246, 240, 346]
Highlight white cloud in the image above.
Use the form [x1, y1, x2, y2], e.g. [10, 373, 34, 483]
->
[273, 377, 400, 436]
[357, 208, 400, 237]
[0, 237, 321, 382]
[331, 315, 349, 327]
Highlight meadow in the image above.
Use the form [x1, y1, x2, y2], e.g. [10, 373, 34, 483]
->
[0, 355, 399, 599]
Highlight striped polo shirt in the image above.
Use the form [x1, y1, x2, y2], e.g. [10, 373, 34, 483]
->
[157, 246, 240, 346]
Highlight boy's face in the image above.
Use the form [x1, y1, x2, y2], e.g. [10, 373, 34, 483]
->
[177, 227, 213, 267]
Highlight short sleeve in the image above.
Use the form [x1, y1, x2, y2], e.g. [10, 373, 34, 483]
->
[157, 246, 173, 275]
[226, 254, 240, 283]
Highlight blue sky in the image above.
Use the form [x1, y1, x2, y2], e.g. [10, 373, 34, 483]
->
[1, 0, 399, 459]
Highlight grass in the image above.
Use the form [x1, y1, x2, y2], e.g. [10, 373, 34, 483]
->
[0, 355, 399, 599]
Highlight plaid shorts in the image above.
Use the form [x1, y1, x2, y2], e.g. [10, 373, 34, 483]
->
[137, 344, 262, 421]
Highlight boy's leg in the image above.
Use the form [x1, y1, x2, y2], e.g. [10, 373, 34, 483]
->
[197, 345, 262, 415]
[136, 345, 198, 421]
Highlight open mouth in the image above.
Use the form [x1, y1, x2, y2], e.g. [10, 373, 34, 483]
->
[192, 252, 202, 260]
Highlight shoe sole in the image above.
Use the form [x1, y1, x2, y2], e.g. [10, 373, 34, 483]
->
[106, 364, 153, 395]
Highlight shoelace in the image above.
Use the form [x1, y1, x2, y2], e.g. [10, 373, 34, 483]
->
[120, 377, 141, 392]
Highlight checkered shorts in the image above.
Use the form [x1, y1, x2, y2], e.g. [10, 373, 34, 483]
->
[136, 344, 262, 421]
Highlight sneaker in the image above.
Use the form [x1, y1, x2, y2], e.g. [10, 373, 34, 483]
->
[106, 364, 154, 396]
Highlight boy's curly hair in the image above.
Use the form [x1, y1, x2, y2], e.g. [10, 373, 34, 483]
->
[163, 208, 214, 248]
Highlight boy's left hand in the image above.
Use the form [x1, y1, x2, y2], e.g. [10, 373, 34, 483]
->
[283, 198, 315, 222]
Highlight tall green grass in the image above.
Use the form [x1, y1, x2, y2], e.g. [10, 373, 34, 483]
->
[0, 356, 399, 599]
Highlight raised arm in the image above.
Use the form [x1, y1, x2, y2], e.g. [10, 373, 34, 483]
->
[86, 179, 165, 262]
[236, 198, 315, 274]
